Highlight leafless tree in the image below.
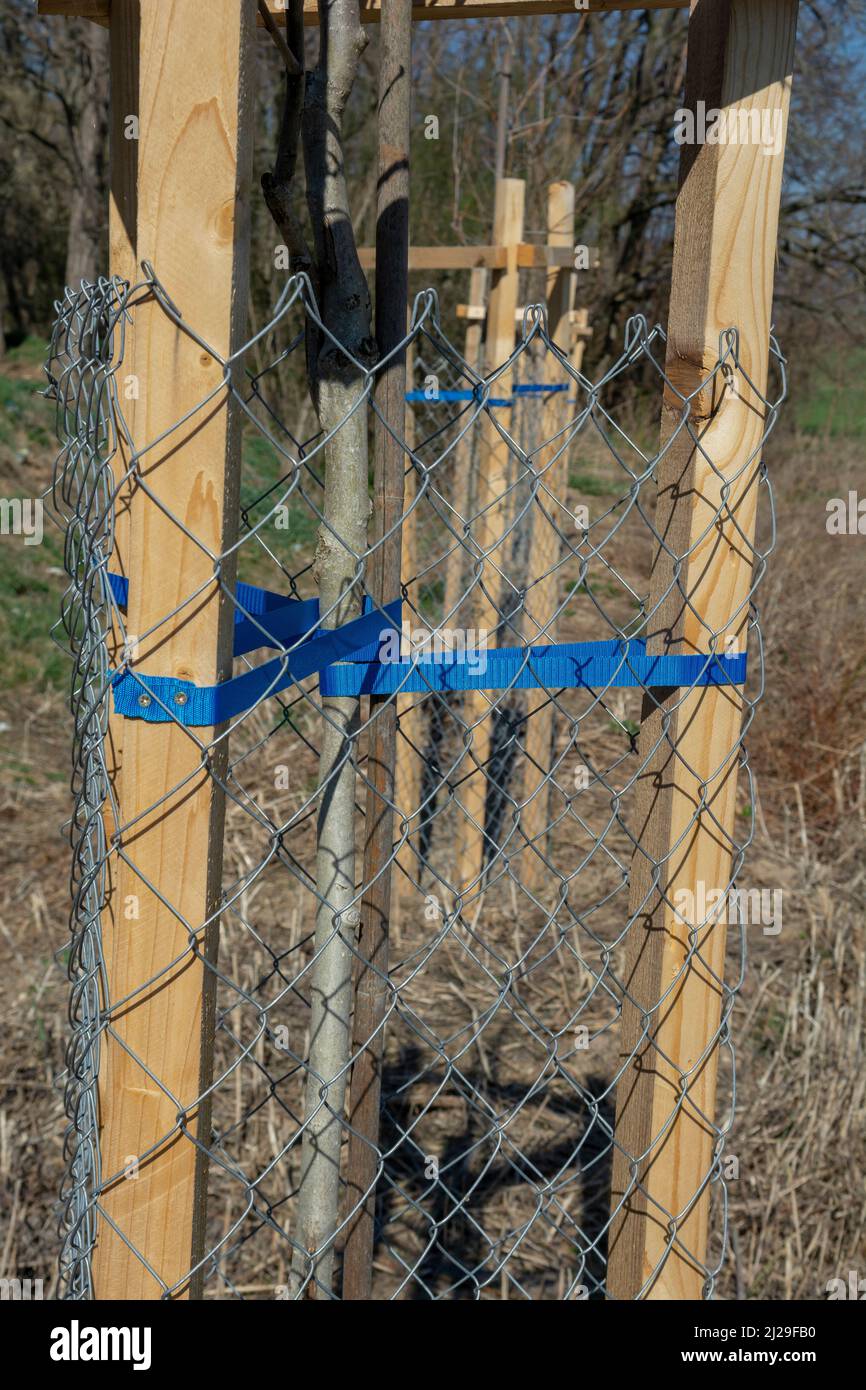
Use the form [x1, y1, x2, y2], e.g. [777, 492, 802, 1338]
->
[260, 0, 376, 1298]
[0, 3, 108, 298]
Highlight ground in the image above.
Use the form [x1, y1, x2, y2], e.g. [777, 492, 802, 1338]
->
[0, 329, 863, 1299]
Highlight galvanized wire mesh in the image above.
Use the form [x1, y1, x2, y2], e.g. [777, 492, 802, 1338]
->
[46, 265, 783, 1300]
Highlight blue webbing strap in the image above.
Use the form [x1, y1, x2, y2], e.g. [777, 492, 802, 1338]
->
[404, 384, 569, 406]
[111, 599, 403, 726]
[106, 572, 747, 727]
[404, 389, 511, 406]
[319, 641, 747, 698]
[108, 570, 329, 659]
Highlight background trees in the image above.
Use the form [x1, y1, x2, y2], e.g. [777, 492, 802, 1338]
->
[0, 1, 863, 378]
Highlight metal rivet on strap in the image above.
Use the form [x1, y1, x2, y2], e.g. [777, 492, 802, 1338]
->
[174, 691, 189, 706]
[137, 693, 151, 708]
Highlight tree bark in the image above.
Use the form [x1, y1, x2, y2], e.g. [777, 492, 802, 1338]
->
[64, 20, 109, 288]
[263, 0, 376, 1299]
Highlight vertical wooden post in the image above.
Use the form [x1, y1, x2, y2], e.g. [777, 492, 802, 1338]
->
[93, 0, 256, 1299]
[393, 334, 420, 921]
[343, 0, 412, 1300]
[570, 308, 591, 377]
[443, 265, 487, 626]
[455, 178, 524, 898]
[608, 0, 798, 1300]
[396, 264, 487, 915]
[518, 180, 575, 897]
[99, 0, 139, 1157]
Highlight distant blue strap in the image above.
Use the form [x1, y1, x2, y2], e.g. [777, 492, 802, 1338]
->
[405, 390, 511, 407]
[404, 385, 568, 406]
[319, 641, 747, 698]
[512, 384, 570, 396]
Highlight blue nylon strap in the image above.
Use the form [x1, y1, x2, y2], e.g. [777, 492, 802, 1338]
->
[106, 572, 746, 728]
[404, 385, 568, 406]
[319, 641, 747, 698]
[107, 570, 386, 660]
[404, 389, 511, 407]
[111, 600, 404, 726]
[512, 383, 570, 396]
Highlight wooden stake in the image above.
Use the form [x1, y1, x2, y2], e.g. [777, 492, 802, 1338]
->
[518, 181, 575, 898]
[92, 0, 255, 1299]
[443, 265, 488, 627]
[393, 335, 422, 922]
[454, 178, 524, 899]
[607, 0, 798, 1300]
[98, 0, 138, 1194]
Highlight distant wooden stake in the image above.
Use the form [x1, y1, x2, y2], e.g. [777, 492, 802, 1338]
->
[443, 264, 487, 626]
[455, 178, 524, 899]
[518, 181, 575, 898]
[92, 0, 255, 1299]
[393, 335, 421, 921]
[608, 0, 798, 1300]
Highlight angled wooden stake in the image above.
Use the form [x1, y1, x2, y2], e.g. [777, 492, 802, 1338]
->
[608, 0, 799, 1300]
[455, 178, 524, 901]
[93, 0, 256, 1299]
[518, 180, 575, 898]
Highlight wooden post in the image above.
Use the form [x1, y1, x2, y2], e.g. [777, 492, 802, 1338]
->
[443, 265, 487, 626]
[98, 0, 139, 1205]
[607, 0, 798, 1300]
[93, 0, 256, 1299]
[395, 264, 488, 917]
[342, 0, 412, 1300]
[393, 334, 421, 922]
[455, 178, 524, 899]
[518, 180, 575, 897]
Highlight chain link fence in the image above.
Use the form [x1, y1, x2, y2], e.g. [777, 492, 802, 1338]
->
[45, 265, 783, 1300]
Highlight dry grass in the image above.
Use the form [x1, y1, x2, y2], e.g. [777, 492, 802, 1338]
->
[0, 340, 864, 1300]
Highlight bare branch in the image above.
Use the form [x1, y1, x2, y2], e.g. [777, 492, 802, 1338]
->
[261, 0, 313, 281]
[257, 0, 301, 78]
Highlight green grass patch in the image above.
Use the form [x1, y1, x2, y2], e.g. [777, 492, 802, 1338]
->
[238, 430, 320, 587]
[0, 370, 52, 451]
[569, 469, 621, 498]
[5, 336, 47, 369]
[0, 535, 67, 691]
[796, 348, 866, 439]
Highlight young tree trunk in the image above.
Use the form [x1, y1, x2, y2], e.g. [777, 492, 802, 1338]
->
[262, 0, 375, 1298]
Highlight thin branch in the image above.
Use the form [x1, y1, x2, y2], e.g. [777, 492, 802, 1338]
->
[261, 0, 313, 283]
[257, 0, 302, 77]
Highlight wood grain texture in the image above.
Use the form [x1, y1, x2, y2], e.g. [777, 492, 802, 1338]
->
[607, 0, 799, 1301]
[93, 0, 256, 1299]
[455, 179, 524, 899]
[96, 0, 138, 1298]
[518, 181, 575, 898]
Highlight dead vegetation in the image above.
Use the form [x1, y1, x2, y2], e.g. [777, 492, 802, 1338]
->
[0, 345, 863, 1300]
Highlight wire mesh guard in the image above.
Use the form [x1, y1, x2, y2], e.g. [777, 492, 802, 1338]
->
[46, 266, 784, 1301]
